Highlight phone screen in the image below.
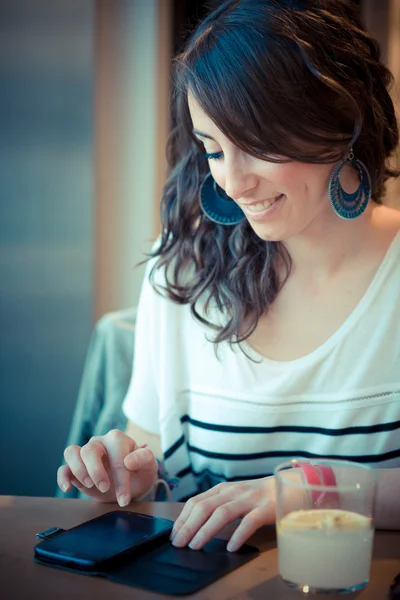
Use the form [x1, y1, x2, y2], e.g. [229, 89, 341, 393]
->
[35, 511, 173, 565]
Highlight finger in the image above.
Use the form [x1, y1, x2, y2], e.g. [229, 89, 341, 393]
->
[124, 448, 158, 500]
[123, 447, 157, 473]
[226, 504, 275, 552]
[58, 463, 104, 498]
[57, 464, 73, 493]
[187, 500, 252, 550]
[172, 485, 224, 535]
[171, 491, 233, 548]
[79, 440, 110, 493]
[64, 445, 95, 489]
[102, 430, 137, 506]
[70, 477, 88, 493]
[67, 476, 114, 502]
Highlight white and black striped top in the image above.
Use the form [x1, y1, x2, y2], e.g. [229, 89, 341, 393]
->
[123, 232, 400, 501]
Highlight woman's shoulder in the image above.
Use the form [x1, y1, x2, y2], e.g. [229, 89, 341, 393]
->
[371, 203, 400, 233]
[369, 204, 400, 256]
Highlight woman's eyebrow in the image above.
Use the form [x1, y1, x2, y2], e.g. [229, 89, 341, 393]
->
[193, 129, 215, 141]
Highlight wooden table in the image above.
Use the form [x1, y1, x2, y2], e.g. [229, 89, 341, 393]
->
[1, 496, 399, 599]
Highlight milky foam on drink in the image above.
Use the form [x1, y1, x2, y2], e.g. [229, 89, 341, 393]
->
[279, 509, 372, 532]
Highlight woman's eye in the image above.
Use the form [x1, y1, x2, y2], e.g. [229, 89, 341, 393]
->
[204, 151, 223, 161]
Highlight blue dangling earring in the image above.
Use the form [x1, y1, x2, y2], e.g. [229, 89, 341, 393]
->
[199, 172, 245, 226]
[328, 148, 371, 220]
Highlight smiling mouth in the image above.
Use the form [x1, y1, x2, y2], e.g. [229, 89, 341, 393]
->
[242, 194, 284, 214]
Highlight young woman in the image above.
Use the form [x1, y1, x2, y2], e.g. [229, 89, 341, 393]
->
[58, 0, 400, 552]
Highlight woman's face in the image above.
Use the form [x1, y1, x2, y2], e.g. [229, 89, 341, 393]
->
[188, 92, 356, 242]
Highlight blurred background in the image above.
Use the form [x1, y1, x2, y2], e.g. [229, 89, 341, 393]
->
[0, 0, 399, 498]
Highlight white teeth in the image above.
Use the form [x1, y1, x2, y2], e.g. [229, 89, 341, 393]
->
[245, 195, 281, 213]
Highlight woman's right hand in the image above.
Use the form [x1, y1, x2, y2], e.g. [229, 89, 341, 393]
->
[57, 429, 158, 506]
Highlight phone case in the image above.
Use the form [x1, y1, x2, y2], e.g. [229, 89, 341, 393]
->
[34, 524, 260, 595]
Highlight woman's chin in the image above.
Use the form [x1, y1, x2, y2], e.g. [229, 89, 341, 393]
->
[247, 221, 285, 243]
[243, 194, 289, 242]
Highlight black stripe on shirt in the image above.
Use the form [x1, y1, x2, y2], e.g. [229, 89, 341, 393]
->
[164, 434, 185, 460]
[176, 465, 192, 479]
[172, 464, 272, 483]
[191, 466, 273, 483]
[180, 414, 400, 436]
[186, 443, 400, 464]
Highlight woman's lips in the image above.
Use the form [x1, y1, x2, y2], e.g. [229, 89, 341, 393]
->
[242, 193, 284, 214]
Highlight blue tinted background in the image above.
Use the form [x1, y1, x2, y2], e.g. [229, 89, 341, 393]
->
[0, 0, 93, 496]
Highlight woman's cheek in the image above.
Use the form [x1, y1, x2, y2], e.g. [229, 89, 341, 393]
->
[208, 164, 223, 187]
[269, 162, 302, 191]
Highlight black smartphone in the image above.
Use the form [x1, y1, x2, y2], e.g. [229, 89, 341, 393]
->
[34, 510, 173, 570]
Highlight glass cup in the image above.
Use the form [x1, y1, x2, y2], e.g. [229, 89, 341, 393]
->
[274, 459, 378, 594]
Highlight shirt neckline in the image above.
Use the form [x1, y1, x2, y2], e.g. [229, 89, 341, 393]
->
[241, 230, 400, 369]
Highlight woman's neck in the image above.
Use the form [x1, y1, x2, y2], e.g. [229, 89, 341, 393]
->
[282, 203, 376, 280]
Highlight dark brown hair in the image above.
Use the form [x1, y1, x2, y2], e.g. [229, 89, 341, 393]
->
[149, 0, 399, 347]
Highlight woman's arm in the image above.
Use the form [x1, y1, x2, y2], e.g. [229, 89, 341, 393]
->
[375, 467, 400, 530]
[125, 420, 162, 458]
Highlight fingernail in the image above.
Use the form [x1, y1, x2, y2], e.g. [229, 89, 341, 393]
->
[84, 477, 94, 488]
[118, 494, 129, 507]
[169, 528, 176, 541]
[188, 538, 201, 550]
[61, 483, 68, 492]
[226, 540, 238, 552]
[98, 481, 109, 493]
[172, 533, 185, 548]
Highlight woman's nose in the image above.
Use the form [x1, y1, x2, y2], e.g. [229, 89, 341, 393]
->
[223, 160, 257, 200]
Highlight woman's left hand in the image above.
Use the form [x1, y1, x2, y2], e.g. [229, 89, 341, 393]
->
[170, 476, 276, 552]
